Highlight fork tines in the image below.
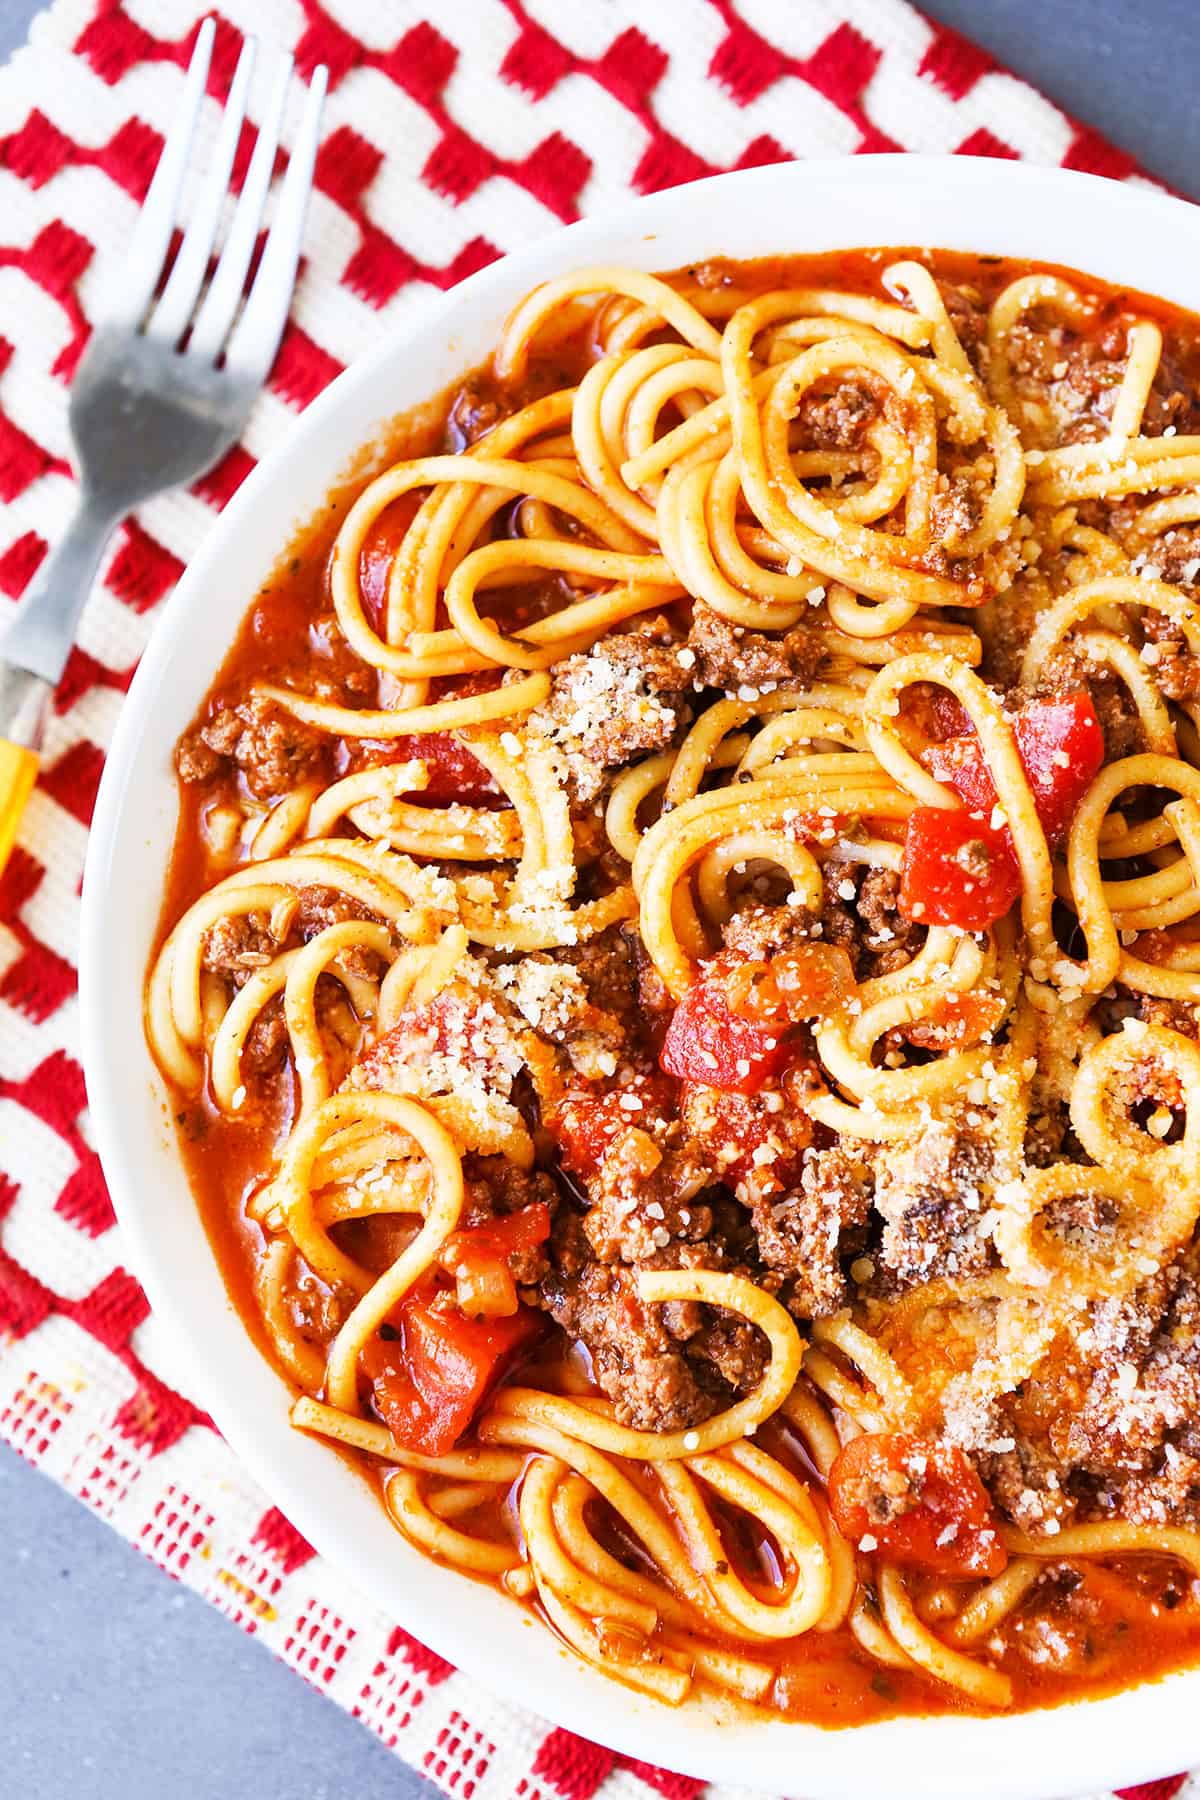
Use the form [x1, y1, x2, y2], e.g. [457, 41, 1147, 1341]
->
[99, 18, 328, 383]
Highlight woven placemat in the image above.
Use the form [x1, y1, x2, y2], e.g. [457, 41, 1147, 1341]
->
[0, 4, 1183, 1796]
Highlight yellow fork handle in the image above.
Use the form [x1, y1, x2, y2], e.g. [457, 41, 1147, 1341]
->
[0, 738, 39, 877]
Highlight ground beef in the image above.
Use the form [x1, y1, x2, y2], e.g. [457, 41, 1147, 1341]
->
[937, 282, 987, 362]
[206, 882, 377, 972]
[445, 374, 507, 450]
[1143, 339, 1200, 439]
[1053, 333, 1127, 446]
[175, 731, 223, 783]
[1077, 664, 1145, 760]
[177, 692, 328, 799]
[202, 889, 384, 1074]
[579, 1127, 713, 1264]
[243, 999, 289, 1075]
[817, 882, 858, 964]
[308, 613, 375, 701]
[541, 1253, 720, 1431]
[692, 1306, 769, 1393]
[201, 913, 276, 983]
[855, 867, 911, 951]
[540, 1068, 772, 1429]
[680, 1076, 813, 1202]
[497, 928, 659, 1078]
[980, 577, 1146, 751]
[496, 952, 625, 1078]
[819, 866, 923, 981]
[459, 1153, 559, 1285]
[533, 619, 692, 804]
[721, 902, 813, 962]
[548, 927, 648, 1038]
[274, 888, 380, 978]
[632, 933, 674, 1024]
[751, 1144, 872, 1319]
[1039, 1187, 1121, 1256]
[948, 1242, 1200, 1534]
[964, 1423, 1080, 1537]
[1023, 1093, 1071, 1169]
[872, 1122, 995, 1285]
[1146, 523, 1200, 588]
[285, 1258, 346, 1346]
[1135, 994, 1200, 1038]
[928, 472, 984, 548]
[462, 1152, 558, 1220]
[977, 574, 1046, 691]
[796, 378, 878, 450]
[1061, 1256, 1200, 1524]
[1141, 611, 1200, 702]
[539, 1203, 769, 1432]
[1006, 1573, 1130, 1678]
[1003, 319, 1126, 447]
[686, 601, 823, 693]
[1001, 318, 1069, 391]
[999, 313, 1200, 450]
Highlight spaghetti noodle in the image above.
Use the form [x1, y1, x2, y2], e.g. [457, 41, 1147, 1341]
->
[150, 247, 1200, 1726]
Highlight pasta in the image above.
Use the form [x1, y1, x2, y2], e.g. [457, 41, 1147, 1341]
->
[149, 247, 1200, 1725]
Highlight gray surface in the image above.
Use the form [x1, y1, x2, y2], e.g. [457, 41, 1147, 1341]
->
[923, 0, 1200, 201]
[0, 1452, 417, 1800]
[0, 3, 433, 1795]
[2, 0, 1200, 1796]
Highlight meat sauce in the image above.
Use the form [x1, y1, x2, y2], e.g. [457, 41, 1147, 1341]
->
[159, 249, 1200, 1724]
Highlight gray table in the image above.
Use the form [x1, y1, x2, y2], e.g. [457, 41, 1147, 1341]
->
[3, 2, 1200, 1796]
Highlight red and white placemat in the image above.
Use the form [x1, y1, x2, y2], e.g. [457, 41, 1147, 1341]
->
[0, 3, 1187, 1797]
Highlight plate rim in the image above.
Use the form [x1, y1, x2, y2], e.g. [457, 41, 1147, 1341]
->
[79, 153, 1200, 1799]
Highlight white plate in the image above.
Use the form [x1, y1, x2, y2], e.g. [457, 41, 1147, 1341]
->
[81, 156, 1200, 1800]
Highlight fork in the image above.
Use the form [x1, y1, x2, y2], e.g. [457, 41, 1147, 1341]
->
[0, 20, 327, 877]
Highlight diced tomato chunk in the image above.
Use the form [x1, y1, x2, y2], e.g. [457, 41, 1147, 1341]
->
[547, 1092, 626, 1177]
[363, 1284, 540, 1456]
[661, 977, 789, 1095]
[1133, 929, 1178, 967]
[680, 1071, 813, 1194]
[906, 695, 1102, 931]
[353, 671, 506, 807]
[828, 1432, 1008, 1578]
[1015, 695, 1105, 840]
[902, 683, 972, 743]
[899, 807, 1021, 931]
[356, 986, 474, 1078]
[359, 492, 423, 636]
[784, 810, 842, 843]
[726, 943, 856, 1025]
[547, 1072, 674, 1177]
[902, 987, 1009, 1050]
[428, 670, 507, 704]
[923, 693, 1103, 848]
[397, 731, 502, 807]
[439, 1203, 551, 1278]
[353, 732, 501, 807]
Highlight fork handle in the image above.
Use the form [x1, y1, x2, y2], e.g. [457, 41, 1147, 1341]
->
[0, 493, 123, 685]
[0, 662, 49, 878]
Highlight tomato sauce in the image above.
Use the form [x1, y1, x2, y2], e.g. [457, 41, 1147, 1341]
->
[157, 249, 1200, 1726]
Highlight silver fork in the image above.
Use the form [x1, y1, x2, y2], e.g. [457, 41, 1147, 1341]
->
[0, 20, 327, 876]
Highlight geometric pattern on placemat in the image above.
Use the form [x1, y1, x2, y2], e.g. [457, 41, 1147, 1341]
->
[0, 3, 1184, 1797]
